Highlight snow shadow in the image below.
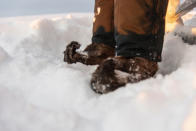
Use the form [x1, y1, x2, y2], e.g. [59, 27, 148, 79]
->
[158, 29, 196, 76]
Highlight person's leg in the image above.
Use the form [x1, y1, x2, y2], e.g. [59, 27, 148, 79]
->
[64, 0, 115, 65]
[90, 0, 169, 94]
[114, 0, 168, 62]
[92, 0, 115, 47]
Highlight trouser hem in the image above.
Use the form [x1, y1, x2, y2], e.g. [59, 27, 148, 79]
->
[92, 26, 115, 48]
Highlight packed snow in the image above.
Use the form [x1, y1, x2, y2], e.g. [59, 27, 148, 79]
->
[0, 13, 196, 131]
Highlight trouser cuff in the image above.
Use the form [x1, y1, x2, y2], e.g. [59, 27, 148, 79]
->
[115, 32, 163, 62]
[92, 27, 115, 48]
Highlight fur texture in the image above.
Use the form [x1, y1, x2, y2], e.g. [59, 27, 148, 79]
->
[91, 56, 158, 94]
[64, 41, 115, 65]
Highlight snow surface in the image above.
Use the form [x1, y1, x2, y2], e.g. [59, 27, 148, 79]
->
[1, 13, 196, 131]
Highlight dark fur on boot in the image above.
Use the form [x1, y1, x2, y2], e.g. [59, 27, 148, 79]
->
[91, 59, 126, 94]
[91, 56, 158, 94]
[64, 41, 115, 65]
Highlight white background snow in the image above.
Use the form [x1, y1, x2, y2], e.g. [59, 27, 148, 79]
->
[1, 12, 196, 131]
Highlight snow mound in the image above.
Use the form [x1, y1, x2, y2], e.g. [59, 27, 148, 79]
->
[0, 46, 9, 63]
[0, 13, 196, 131]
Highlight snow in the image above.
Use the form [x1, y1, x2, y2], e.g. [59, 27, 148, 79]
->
[0, 13, 196, 131]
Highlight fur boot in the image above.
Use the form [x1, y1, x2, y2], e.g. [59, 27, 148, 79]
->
[91, 56, 158, 94]
[64, 41, 115, 65]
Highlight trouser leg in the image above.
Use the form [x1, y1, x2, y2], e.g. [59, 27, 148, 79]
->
[114, 0, 168, 61]
[92, 0, 115, 47]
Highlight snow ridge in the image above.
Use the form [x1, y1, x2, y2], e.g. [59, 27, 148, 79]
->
[0, 13, 196, 131]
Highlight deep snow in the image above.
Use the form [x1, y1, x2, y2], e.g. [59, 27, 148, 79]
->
[0, 13, 196, 131]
